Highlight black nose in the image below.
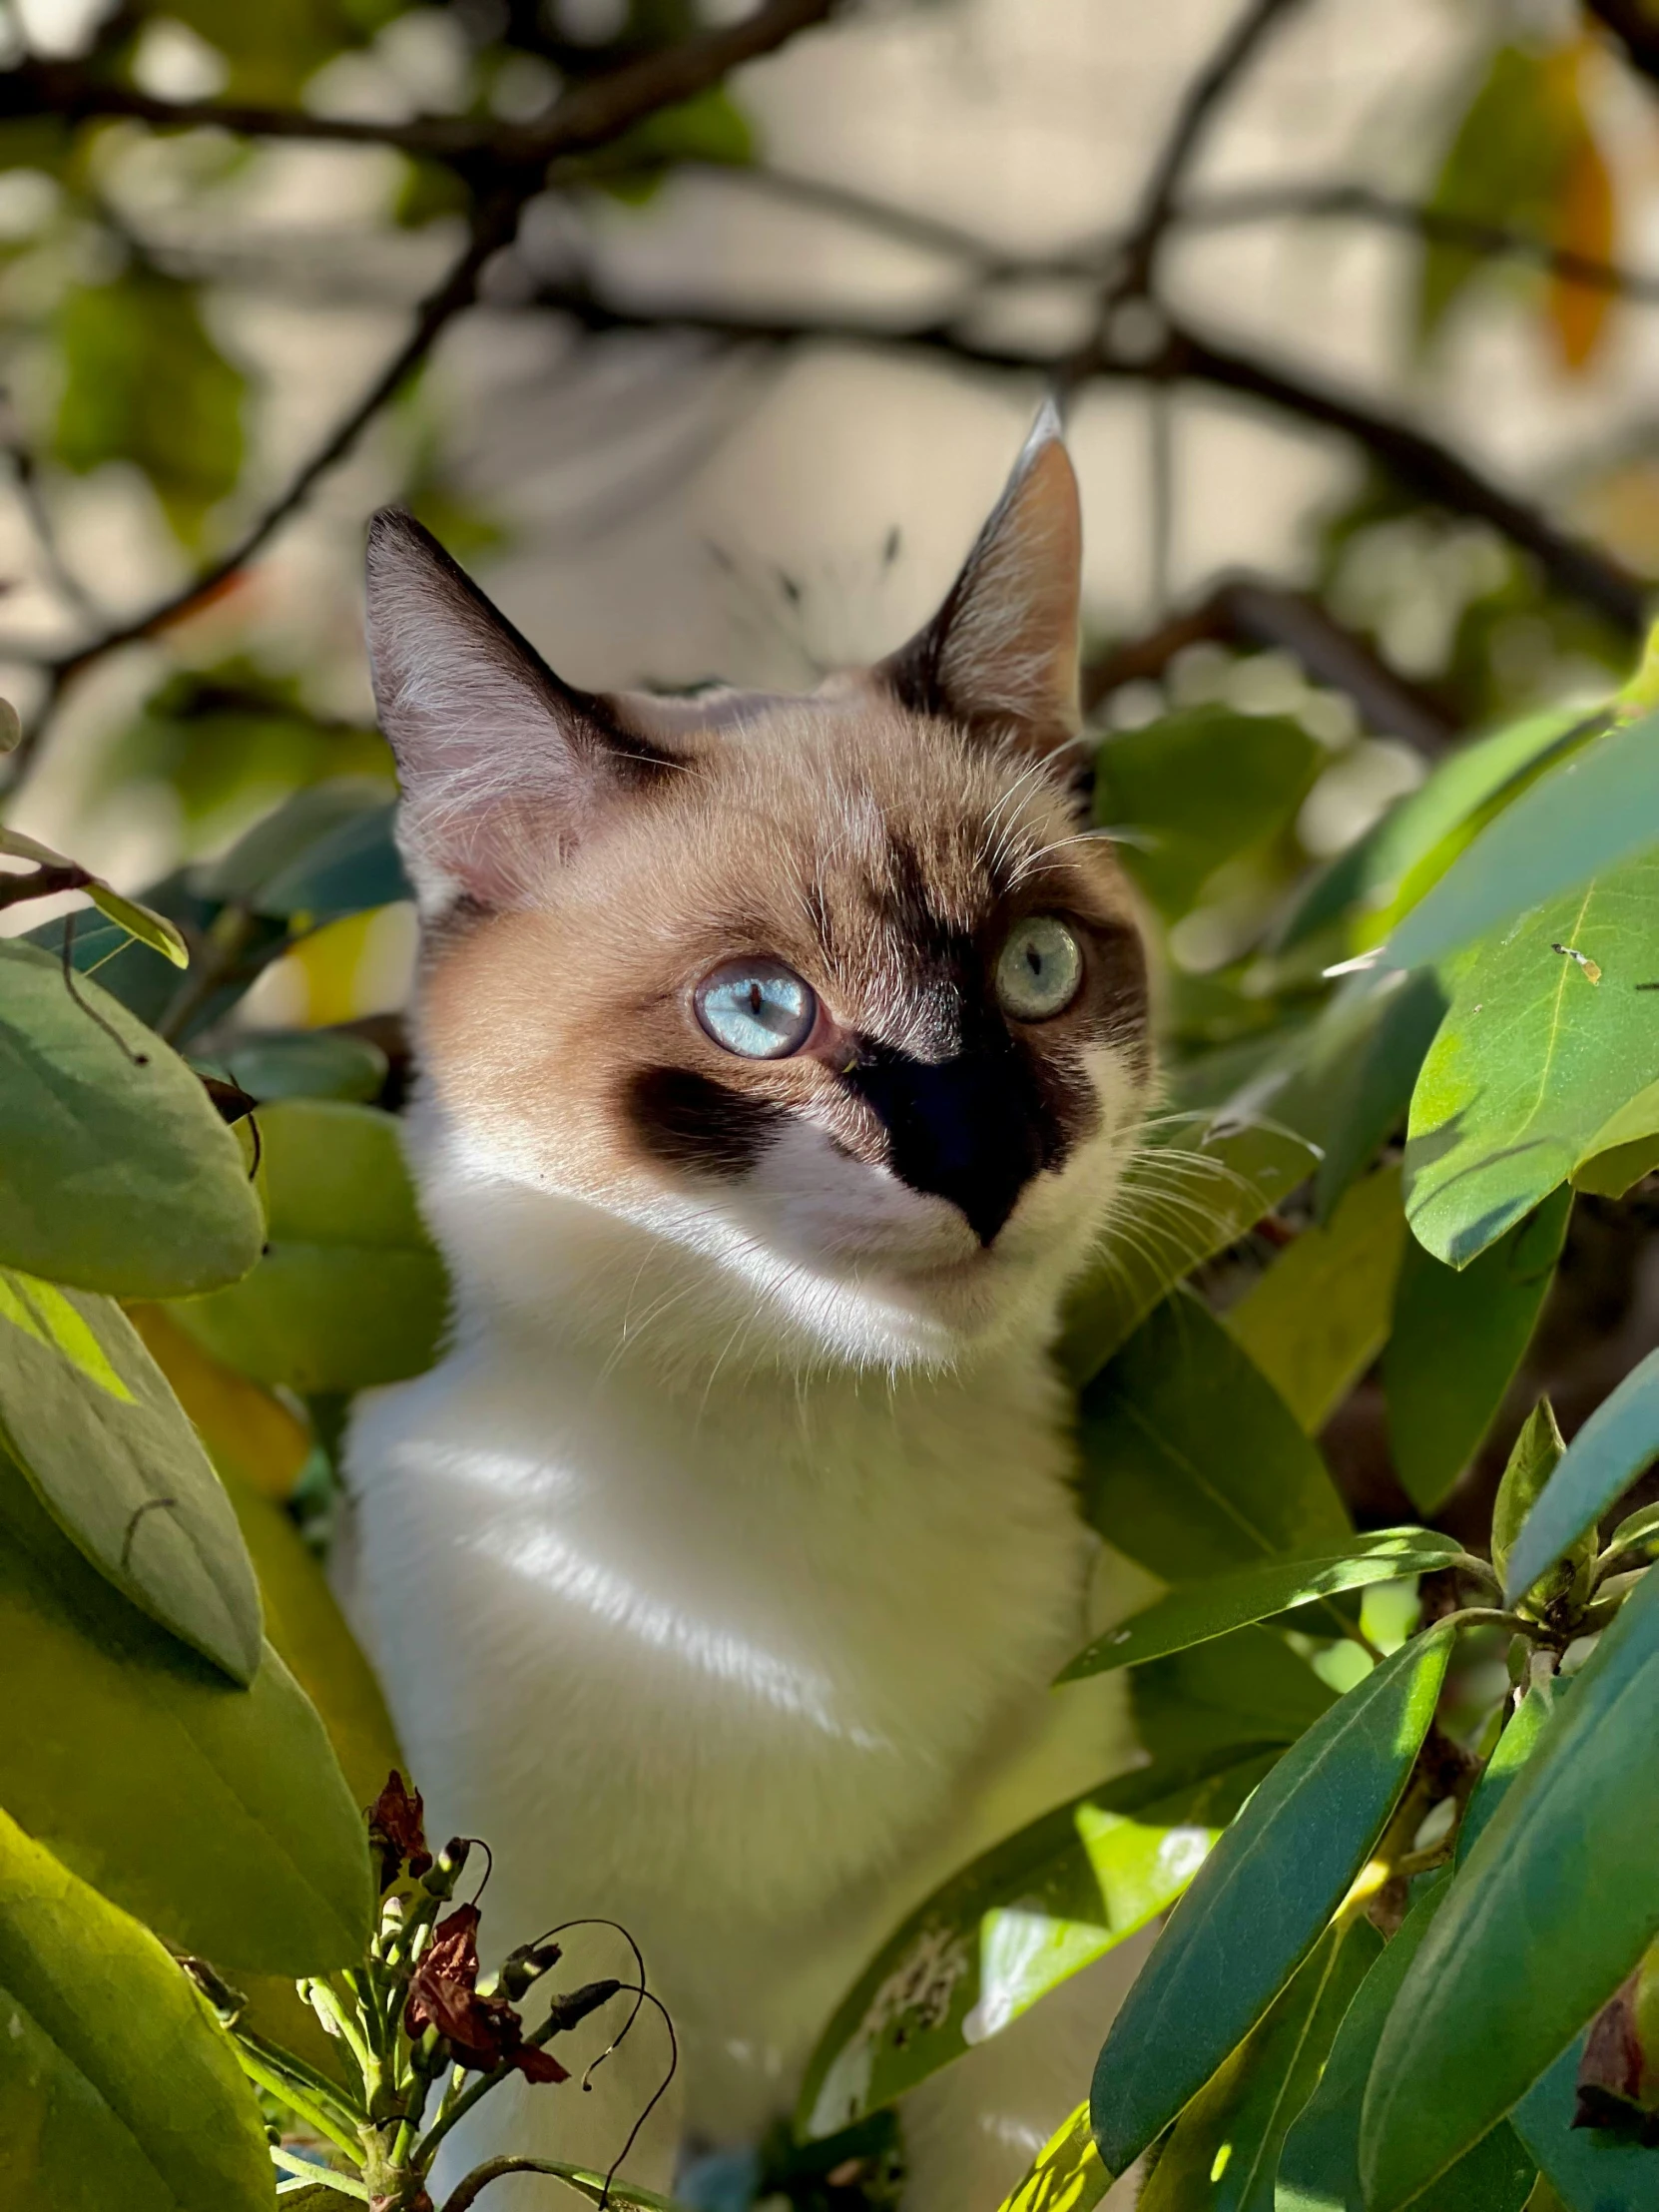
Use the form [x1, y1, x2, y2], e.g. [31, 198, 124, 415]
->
[846, 1049, 1052, 1246]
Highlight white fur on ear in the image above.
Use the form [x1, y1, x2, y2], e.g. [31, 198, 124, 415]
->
[881, 402, 1083, 744]
[363, 508, 666, 914]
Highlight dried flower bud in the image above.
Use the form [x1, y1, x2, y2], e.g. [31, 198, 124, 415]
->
[366, 1771, 433, 1892]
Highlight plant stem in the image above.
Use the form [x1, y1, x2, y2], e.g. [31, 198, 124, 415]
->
[232, 2038, 365, 2163]
[272, 2146, 371, 2199]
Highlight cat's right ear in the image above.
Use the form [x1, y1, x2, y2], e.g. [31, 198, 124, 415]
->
[364, 508, 670, 915]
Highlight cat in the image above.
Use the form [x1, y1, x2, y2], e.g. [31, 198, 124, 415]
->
[338, 407, 1157, 2211]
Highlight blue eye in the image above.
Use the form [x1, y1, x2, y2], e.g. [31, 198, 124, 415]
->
[696, 958, 818, 1059]
[995, 915, 1083, 1021]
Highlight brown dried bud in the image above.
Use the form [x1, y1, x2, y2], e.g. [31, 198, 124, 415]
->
[366, 1771, 433, 1893]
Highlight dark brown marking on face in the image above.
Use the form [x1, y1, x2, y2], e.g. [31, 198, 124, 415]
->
[626, 1066, 787, 1180]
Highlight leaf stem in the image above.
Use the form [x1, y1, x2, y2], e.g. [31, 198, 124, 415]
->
[271, 2146, 371, 2199]
[232, 2037, 365, 2162]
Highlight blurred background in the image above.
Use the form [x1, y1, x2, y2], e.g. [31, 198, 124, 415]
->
[5, 0, 1659, 1032]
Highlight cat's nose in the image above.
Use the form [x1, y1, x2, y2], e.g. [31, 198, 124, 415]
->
[845, 1050, 1050, 1246]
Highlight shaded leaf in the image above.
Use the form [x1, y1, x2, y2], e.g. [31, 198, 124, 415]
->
[1403, 852, 1659, 1266]
[1090, 1625, 1453, 2176]
[1224, 1165, 1405, 1431]
[1491, 1400, 1598, 1620]
[127, 1303, 309, 1502]
[1573, 1078, 1659, 1198]
[1058, 1119, 1319, 1384]
[198, 780, 398, 915]
[1513, 2029, 1659, 2211]
[171, 1099, 447, 1392]
[54, 270, 243, 546]
[994, 2103, 1108, 2212]
[1059, 1529, 1462, 1682]
[0, 1270, 261, 1683]
[0, 1447, 372, 1974]
[1362, 1570, 1659, 2210]
[222, 1029, 388, 1104]
[1077, 1293, 1351, 1581]
[797, 1749, 1275, 2140]
[0, 1806, 276, 2212]
[1278, 1882, 1536, 2212]
[1383, 1187, 1570, 1511]
[1139, 1917, 1382, 2212]
[1385, 709, 1659, 971]
[0, 938, 263, 1297]
[1310, 972, 1447, 1224]
[1130, 1626, 1336, 1769]
[1501, 1347, 1659, 1604]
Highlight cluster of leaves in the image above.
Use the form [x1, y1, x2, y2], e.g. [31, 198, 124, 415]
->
[791, 641, 1659, 2212]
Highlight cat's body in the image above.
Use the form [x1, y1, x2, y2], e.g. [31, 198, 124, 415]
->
[341, 415, 1155, 2207]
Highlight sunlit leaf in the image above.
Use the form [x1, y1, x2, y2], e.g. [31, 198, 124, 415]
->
[797, 1749, 1274, 2140]
[1383, 1187, 1570, 1511]
[171, 1099, 447, 1392]
[1091, 1625, 1453, 2176]
[994, 2103, 1109, 2212]
[1403, 851, 1659, 1266]
[0, 1806, 276, 2212]
[1139, 1917, 1382, 2212]
[1362, 1571, 1659, 2209]
[0, 1447, 372, 1975]
[1500, 1347, 1659, 1604]
[1077, 1293, 1351, 1580]
[1224, 1165, 1405, 1431]
[0, 939, 263, 1298]
[0, 1270, 260, 1683]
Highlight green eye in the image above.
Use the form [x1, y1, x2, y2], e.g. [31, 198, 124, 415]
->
[696, 958, 818, 1059]
[995, 915, 1083, 1021]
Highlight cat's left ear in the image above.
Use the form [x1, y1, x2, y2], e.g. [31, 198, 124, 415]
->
[878, 401, 1082, 752]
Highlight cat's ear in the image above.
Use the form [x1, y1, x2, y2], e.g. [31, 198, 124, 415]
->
[878, 401, 1082, 750]
[363, 508, 669, 914]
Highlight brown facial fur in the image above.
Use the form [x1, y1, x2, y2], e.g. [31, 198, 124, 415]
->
[417, 689, 1148, 1240]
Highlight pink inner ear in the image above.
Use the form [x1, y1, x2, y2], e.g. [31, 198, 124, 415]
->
[935, 435, 1083, 732]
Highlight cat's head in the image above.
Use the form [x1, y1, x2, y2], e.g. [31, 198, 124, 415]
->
[365, 411, 1152, 1375]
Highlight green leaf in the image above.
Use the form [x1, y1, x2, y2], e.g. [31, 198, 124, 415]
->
[251, 805, 404, 920]
[1093, 707, 1321, 917]
[0, 1447, 373, 1975]
[797, 1749, 1274, 2140]
[1309, 972, 1447, 1224]
[1090, 1624, 1453, 2176]
[1490, 1399, 1598, 1621]
[1501, 1347, 1659, 1605]
[1382, 1187, 1571, 1512]
[1077, 1293, 1351, 1581]
[1573, 1078, 1659, 1198]
[994, 2103, 1109, 2212]
[86, 883, 191, 966]
[171, 1100, 447, 1392]
[1057, 1119, 1319, 1385]
[1139, 1917, 1382, 2212]
[1223, 1165, 1405, 1431]
[0, 938, 264, 1298]
[0, 1269, 261, 1684]
[54, 270, 244, 547]
[1130, 1626, 1336, 1768]
[1512, 2030, 1659, 2212]
[220, 1030, 388, 1105]
[0, 1806, 276, 2212]
[1385, 710, 1659, 971]
[198, 781, 402, 917]
[1403, 851, 1659, 1266]
[1278, 1883, 1536, 2212]
[1455, 1676, 1560, 1868]
[1059, 1529, 1462, 1682]
[1361, 1570, 1659, 2210]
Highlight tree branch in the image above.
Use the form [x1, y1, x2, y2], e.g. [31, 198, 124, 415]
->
[1584, 0, 1659, 89]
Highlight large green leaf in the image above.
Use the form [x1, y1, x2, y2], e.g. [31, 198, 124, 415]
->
[1077, 1293, 1351, 1580]
[1501, 1348, 1659, 1604]
[1573, 1077, 1659, 1198]
[796, 1749, 1274, 2141]
[1093, 706, 1321, 917]
[1278, 1883, 1536, 2212]
[1059, 1529, 1462, 1682]
[1386, 710, 1659, 970]
[1130, 1626, 1336, 1768]
[1139, 1917, 1382, 2212]
[0, 1449, 372, 1975]
[0, 1807, 276, 2212]
[1058, 1120, 1319, 1385]
[0, 1270, 260, 1684]
[1382, 1187, 1570, 1512]
[1361, 1569, 1659, 2210]
[1455, 1676, 1560, 1868]
[171, 1100, 447, 1392]
[1512, 2031, 1659, 2212]
[0, 939, 263, 1298]
[994, 2103, 1108, 2212]
[220, 1028, 387, 1105]
[199, 781, 405, 920]
[54, 270, 244, 547]
[1309, 972, 1447, 1224]
[1090, 1625, 1453, 2176]
[1224, 1166, 1405, 1431]
[1403, 851, 1659, 1266]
